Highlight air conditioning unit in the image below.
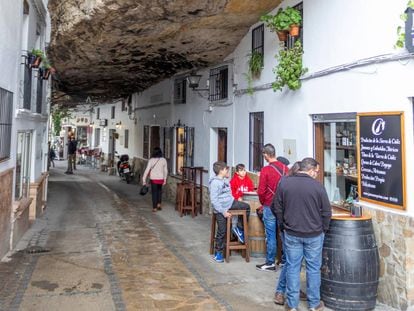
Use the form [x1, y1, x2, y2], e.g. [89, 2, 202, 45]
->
[99, 119, 107, 126]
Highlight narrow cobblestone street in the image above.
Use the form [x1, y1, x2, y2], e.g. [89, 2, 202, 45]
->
[0, 162, 397, 311]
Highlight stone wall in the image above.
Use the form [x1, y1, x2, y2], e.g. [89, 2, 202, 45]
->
[0, 169, 13, 259]
[364, 207, 414, 310]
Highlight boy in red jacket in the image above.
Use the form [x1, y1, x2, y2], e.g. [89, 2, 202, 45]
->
[230, 164, 255, 201]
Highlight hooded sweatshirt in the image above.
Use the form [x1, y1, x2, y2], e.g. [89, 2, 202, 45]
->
[209, 176, 234, 215]
[230, 174, 254, 200]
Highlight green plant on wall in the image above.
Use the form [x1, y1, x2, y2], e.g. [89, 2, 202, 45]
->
[244, 51, 264, 95]
[260, 6, 302, 32]
[31, 48, 44, 58]
[272, 41, 308, 92]
[52, 106, 71, 136]
[395, 0, 414, 48]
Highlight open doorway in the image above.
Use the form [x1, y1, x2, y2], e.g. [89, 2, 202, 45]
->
[217, 128, 227, 163]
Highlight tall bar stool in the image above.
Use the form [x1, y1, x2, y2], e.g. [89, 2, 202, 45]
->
[209, 210, 249, 262]
[179, 183, 196, 217]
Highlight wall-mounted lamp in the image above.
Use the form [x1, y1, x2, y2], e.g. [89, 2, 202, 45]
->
[115, 121, 122, 129]
[186, 73, 210, 91]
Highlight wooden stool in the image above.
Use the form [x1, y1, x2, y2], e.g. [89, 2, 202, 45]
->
[225, 210, 249, 263]
[179, 184, 196, 217]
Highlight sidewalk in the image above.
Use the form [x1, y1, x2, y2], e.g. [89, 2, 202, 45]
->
[0, 161, 395, 310]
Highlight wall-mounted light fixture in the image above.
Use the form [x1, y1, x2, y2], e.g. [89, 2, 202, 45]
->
[186, 73, 210, 91]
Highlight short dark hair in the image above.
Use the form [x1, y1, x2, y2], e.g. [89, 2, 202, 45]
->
[262, 143, 275, 157]
[235, 163, 245, 172]
[288, 161, 301, 176]
[213, 161, 228, 175]
[299, 157, 319, 172]
[277, 156, 290, 166]
[151, 147, 163, 158]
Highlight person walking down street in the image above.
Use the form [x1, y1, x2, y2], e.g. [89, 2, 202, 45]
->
[142, 147, 168, 212]
[209, 161, 250, 263]
[49, 148, 56, 168]
[65, 137, 77, 174]
[256, 143, 288, 272]
[274, 157, 332, 311]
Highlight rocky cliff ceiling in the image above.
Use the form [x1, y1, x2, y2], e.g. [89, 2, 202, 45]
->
[48, 0, 281, 103]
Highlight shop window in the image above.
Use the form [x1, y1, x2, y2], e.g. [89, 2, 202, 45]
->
[174, 78, 186, 104]
[124, 129, 129, 148]
[94, 128, 100, 147]
[176, 127, 194, 174]
[249, 112, 264, 171]
[252, 24, 264, 55]
[314, 113, 357, 207]
[209, 66, 228, 101]
[286, 2, 303, 49]
[15, 131, 32, 199]
[111, 106, 115, 119]
[0, 88, 13, 162]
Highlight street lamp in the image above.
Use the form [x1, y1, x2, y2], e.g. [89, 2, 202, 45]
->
[186, 73, 210, 91]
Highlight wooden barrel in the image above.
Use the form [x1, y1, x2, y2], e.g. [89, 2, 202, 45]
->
[242, 192, 266, 258]
[321, 217, 379, 311]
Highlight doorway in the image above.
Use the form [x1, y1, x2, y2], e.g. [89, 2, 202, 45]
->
[108, 129, 116, 167]
[217, 128, 227, 163]
[150, 126, 160, 153]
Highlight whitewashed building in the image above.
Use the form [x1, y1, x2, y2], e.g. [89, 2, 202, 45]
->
[0, 0, 51, 259]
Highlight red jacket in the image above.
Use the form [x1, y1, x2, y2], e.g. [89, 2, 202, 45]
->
[230, 174, 254, 200]
[257, 161, 288, 206]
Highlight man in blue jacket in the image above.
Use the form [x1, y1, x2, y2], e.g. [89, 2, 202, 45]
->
[273, 157, 331, 311]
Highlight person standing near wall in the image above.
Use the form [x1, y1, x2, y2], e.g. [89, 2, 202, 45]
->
[256, 143, 288, 271]
[65, 136, 77, 174]
[274, 157, 331, 311]
[142, 147, 168, 212]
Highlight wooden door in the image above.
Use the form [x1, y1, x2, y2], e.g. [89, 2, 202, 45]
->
[218, 128, 227, 163]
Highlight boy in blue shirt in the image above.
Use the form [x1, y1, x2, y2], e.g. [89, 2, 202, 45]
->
[209, 161, 250, 263]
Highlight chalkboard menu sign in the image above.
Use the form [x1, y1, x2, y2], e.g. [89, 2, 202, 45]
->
[357, 112, 406, 209]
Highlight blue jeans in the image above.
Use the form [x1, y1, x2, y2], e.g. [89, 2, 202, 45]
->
[263, 206, 277, 265]
[285, 232, 324, 309]
[275, 233, 286, 293]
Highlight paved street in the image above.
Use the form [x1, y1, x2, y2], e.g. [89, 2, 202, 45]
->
[0, 162, 396, 311]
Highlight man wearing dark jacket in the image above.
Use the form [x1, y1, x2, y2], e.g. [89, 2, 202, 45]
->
[273, 157, 331, 311]
[65, 136, 77, 174]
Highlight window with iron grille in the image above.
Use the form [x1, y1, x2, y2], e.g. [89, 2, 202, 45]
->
[252, 24, 264, 55]
[124, 129, 129, 148]
[94, 128, 100, 147]
[286, 2, 303, 49]
[111, 106, 115, 119]
[23, 63, 32, 110]
[36, 74, 43, 113]
[143, 125, 149, 158]
[174, 78, 186, 104]
[0, 88, 13, 162]
[209, 66, 228, 101]
[249, 112, 264, 172]
[96, 107, 100, 120]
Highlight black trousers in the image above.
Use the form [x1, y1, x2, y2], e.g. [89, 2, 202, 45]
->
[215, 200, 250, 253]
[151, 183, 163, 209]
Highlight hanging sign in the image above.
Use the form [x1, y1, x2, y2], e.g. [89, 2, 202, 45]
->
[357, 112, 406, 209]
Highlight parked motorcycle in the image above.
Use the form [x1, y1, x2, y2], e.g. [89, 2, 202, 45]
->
[116, 153, 132, 184]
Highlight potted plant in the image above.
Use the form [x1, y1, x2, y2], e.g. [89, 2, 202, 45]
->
[395, 0, 414, 48]
[244, 50, 264, 95]
[272, 41, 308, 92]
[41, 58, 56, 80]
[29, 48, 44, 68]
[261, 6, 302, 41]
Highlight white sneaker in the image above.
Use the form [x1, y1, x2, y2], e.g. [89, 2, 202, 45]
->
[256, 263, 276, 271]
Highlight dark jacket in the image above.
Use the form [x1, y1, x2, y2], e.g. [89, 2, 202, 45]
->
[68, 140, 77, 155]
[272, 173, 332, 238]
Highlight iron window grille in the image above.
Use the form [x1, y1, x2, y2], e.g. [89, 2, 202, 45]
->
[124, 129, 129, 148]
[249, 112, 264, 172]
[94, 128, 100, 147]
[209, 66, 228, 101]
[96, 107, 100, 120]
[0, 88, 13, 162]
[174, 78, 187, 104]
[23, 61, 32, 110]
[111, 106, 115, 119]
[286, 2, 303, 49]
[252, 24, 264, 56]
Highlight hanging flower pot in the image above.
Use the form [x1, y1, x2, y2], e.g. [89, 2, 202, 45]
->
[289, 24, 300, 37]
[29, 49, 44, 68]
[277, 30, 288, 42]
[43, 69, 51, 80]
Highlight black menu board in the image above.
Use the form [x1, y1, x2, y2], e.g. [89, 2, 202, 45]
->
[357, 112, 405, 209]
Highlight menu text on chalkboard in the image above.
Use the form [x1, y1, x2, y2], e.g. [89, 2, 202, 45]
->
[357, 112, 405, 209]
